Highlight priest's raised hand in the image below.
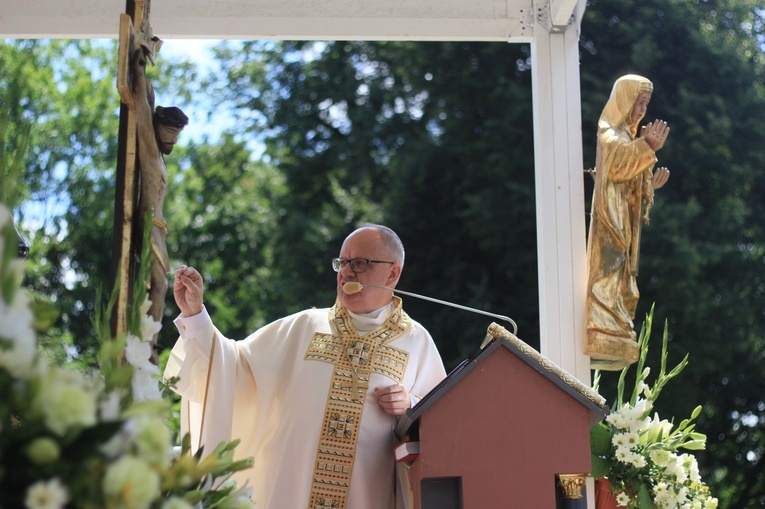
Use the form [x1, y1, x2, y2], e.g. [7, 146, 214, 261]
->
[173, 265, 204, 317]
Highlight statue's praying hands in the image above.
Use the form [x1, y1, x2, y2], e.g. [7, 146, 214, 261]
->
[652, 167, 670, 189]
[641, 118, 670, 152]
[641, 119, 671, 190]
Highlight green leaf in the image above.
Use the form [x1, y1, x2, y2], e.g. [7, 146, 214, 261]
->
[637, 483, 655, 509]
[590, 421, 612, 455]
[590, 454, 610, 479]
[682, 439, 707, 451]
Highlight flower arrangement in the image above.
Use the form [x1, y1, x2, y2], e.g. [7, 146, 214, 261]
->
[0, 203, 255, 509]
[590, 308, 718, 509]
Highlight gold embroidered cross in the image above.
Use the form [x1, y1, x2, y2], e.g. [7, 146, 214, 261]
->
[306, 333, 409, 388]
[346, 341, 371, 397]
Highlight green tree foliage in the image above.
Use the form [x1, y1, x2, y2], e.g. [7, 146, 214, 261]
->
[380, 42, 539, 365]
[210, 40, 540, 366]
[158, 135, 287, 349]
[1, 40, 120, 363]
[1, 40, 210, 364]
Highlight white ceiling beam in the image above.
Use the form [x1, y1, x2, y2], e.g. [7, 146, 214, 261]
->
[0, 0, 536, 41]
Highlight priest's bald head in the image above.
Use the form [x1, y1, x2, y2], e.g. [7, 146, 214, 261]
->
[334, 224, 405, 314]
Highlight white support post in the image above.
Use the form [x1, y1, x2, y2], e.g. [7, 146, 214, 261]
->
[530, 5, 594, 505]
[529, 2, 590, 385]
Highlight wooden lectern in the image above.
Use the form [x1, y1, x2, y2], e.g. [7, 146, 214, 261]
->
[395, 323, 608, 509]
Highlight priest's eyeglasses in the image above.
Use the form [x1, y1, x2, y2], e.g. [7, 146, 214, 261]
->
[332, 257, 395, 273]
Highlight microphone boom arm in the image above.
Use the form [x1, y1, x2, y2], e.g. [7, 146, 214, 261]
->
[357, 283, 518, 336]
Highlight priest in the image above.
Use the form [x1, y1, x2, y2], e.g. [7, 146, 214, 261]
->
[164, 224, 446, 509]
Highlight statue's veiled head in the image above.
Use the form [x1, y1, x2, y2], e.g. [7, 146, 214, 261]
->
[598, 75, 653, 137]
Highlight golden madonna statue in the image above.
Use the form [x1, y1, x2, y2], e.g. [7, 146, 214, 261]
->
[585, 74, 671, 370]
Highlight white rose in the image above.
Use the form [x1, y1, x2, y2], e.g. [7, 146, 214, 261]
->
[37, 368, 97, 436]
[649, 448, 672, 467]
[25, 477, 69, 509]
[162, 497, 195, 509]
[103, 456, 161, 509]
[133, 415, 173, 468]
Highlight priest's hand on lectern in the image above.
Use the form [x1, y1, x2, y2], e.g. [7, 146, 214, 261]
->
[374, 383, 411, 416]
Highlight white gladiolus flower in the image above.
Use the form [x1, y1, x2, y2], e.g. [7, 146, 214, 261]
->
[138, 298, 162, 340]
[0, 289, 37, 378]
[625, 399, 652, 431]
[643, 413, 674, 444]
[100, 391, 123, 421]
[141, 313, 162, 342]
[132, 364, 163, 402]
[125, 334, 153, 369]
[25, 478, 69, 509]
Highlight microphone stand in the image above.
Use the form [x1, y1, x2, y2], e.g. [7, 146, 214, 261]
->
[356, 283, 518, 336]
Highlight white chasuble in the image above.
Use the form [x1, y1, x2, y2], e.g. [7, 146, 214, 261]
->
[164, 297, 446, 509]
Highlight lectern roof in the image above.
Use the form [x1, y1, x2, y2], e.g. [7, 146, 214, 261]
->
[395, 323, 609, 439]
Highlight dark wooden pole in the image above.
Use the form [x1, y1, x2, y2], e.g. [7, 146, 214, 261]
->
[110, 0, 146, 337]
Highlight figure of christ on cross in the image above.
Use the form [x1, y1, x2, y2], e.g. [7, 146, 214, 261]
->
[131, 47, 188, 355]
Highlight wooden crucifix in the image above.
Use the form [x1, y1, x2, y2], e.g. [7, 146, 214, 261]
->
[112, 0, 187, 359]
